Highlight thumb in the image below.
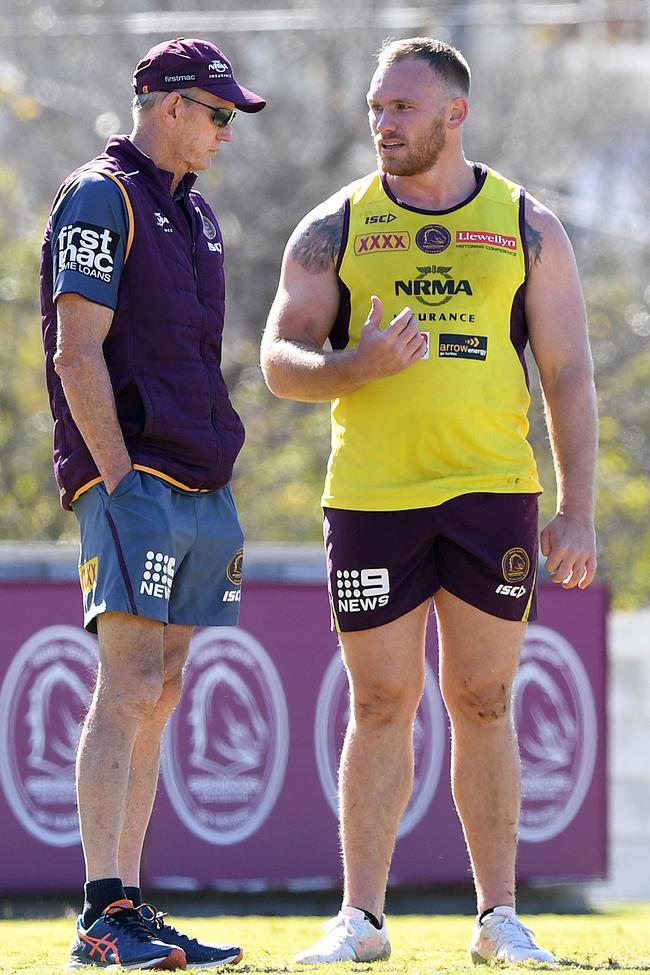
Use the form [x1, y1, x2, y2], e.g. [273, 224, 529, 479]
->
[363, 295, 383, 329]
[540, 524, 551, 558]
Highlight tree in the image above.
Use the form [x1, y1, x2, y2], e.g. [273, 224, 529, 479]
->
[0, 3, 649, 606]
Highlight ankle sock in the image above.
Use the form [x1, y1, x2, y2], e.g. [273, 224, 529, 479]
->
[361, 909, 382, 929]
[479, 905, 514, 924]
[124, 886, 142, 908]
[81, 878, 126, 929]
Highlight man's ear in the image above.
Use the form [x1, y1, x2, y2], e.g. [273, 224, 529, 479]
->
[448, 97, 469, 129]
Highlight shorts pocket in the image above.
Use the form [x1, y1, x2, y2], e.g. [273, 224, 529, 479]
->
[108, 468, 140, 499]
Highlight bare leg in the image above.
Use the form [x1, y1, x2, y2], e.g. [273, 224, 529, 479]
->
[435, 588, 526, 913]
[76, 613, 165, 881]
[119, 624, 194, 888]
[339, 600, 430, 920]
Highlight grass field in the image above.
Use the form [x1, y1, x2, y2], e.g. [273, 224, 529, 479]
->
[1, 907, 649, 974]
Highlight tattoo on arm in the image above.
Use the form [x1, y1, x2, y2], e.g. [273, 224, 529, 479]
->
[525, 220, 543, 268]
[290, 206, 345, 273]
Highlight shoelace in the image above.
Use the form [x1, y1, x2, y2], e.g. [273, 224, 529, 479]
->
[138, 904, 200, 948]
[491, 914, 539, 950]
[103, 905, 158, 943]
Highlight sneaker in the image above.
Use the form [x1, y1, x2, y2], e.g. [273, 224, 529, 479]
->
[470, 906, 556, 964]
[67, 898, 187, 970]
[295, 907, 391, 964]
[139, 904, 243, 968]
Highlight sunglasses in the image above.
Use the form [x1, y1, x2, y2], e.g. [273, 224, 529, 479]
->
[180, 93, 237, 128]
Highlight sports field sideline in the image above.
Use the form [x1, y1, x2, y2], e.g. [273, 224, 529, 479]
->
[2, 906, 649, 973]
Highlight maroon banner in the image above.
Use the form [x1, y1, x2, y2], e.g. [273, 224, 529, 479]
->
[0, 579, 607, 892]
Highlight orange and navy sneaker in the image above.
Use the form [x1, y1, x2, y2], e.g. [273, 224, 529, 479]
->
[66, 899, 187, 970]
[138, 904, 243, 968]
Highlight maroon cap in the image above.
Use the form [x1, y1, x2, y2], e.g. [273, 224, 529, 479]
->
[133, 37, 266, 113]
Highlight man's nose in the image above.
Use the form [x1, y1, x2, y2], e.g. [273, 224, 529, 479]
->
[376, 110, 396, 133]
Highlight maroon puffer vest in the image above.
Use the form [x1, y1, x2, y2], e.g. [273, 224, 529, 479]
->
[41, 135, 244, 510]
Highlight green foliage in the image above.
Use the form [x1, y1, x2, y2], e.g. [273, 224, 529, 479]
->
[232, 367, 330, 542]
[1, 909, 649, 974]
[0, 14, 649, 608]
[0, 167, 71, 540]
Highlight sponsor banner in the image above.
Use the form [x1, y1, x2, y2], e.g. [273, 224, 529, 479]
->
[0, 580, 606, 889]
[160, 627, 289, 846]
[517, 625, 598, 842]
[0, 624, 97, 847]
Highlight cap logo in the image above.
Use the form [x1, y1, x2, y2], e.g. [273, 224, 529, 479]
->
[209, 59, 228, 74]
[164, 73, 196, 83]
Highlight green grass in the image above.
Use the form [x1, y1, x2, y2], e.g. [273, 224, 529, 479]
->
[1, 907, 649, 974]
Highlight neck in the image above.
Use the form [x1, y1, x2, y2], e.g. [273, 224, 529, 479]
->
[130, 126, 187, 195]
[385, 153, 477, 210]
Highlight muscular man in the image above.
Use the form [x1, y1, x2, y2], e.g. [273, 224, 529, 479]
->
[261, 36, 596, 966]
[41, 37, 264, 971]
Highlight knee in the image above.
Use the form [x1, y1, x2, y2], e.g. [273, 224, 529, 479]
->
[98, 668, 165, 722]
[442, 676, 512, 725]
[351, 672, 424, 728]
[153, 668, 184, 722]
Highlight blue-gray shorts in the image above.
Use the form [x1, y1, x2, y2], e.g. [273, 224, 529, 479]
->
[72, 470, 244, 632]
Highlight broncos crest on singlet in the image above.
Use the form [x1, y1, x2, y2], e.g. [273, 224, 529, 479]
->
[322, 164, 542, 510]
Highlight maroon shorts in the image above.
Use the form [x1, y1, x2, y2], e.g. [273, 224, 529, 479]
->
[323, 493, 539, 632]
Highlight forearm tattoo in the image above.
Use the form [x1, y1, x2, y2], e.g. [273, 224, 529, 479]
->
[290, 206, 345, 273]
[525, 220, 543, 268]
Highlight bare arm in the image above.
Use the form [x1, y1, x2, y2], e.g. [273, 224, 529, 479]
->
[525, 194, 598, 589]
[260, 194, 426, 402]
[54, 293, 132, 494]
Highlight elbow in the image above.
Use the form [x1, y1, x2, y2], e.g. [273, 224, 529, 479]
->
[543, 362, 595, 399]
[260, 345, 292, 399]
[260, 361, 293, 400]
[53, 348, 73, 379]
[53, 348, 94, 384]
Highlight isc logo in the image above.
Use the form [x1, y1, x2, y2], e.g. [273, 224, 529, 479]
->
[364, 213, 396, 224]
[222, 590, 241, 602]
[496, 584, 527, 598]
[335, 568, 390, 613]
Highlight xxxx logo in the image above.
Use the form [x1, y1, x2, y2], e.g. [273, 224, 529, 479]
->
[354, 232, 410, 255]
[79, 557, 98, 595]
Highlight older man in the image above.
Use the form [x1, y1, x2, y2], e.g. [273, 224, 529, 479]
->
[41, 37, 265, 970]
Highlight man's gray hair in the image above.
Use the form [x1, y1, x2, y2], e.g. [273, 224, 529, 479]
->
[131, 87, 196, 122]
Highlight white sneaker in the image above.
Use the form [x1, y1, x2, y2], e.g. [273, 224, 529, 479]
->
[470, 906, 556, 964]
[295, 907, 391, 964]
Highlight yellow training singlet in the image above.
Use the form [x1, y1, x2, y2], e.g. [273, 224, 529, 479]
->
[321, 164, 543, 511]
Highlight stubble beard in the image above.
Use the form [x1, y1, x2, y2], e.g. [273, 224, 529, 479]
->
[376, 115, 447, 177]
